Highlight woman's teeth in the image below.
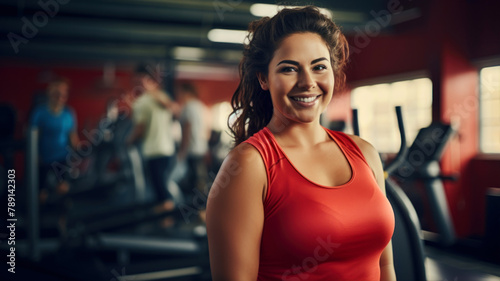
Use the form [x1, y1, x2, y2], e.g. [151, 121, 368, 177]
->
[292, 96, 319, 103]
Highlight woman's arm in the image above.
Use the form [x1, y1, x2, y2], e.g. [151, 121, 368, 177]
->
[351, 135, 397, 281]
[379, 241, 396, 281]
[206, 143, 267, 281]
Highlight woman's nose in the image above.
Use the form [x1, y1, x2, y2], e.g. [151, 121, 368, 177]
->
[297, 70, 316, 90]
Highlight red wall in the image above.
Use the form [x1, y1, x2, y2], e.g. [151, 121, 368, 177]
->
[345, 0, 500, 238]
[0, 63, 239, 138]
[0, 61, 240, 183]
[439, 41, 479, 237]
[346, 30, 429, 82]
[0, 63, 132, 138]
[0, 62, 133, 180]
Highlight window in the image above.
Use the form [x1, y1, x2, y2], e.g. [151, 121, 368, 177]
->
[351, 78, 433, 153]
[210, 101, 233, 142]
[480, 66, 500, 153]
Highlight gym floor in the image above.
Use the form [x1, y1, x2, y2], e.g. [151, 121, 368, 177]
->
[425, 245, 500, 281]
[9, 245, 500, 281]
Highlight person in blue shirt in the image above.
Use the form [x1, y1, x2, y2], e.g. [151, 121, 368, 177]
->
[30, 77, 79, 204]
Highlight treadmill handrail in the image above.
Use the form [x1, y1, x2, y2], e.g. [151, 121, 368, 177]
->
[385, 106, 409, 175]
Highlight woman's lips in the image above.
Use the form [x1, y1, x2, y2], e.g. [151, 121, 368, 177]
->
[290, 94, 322, 106]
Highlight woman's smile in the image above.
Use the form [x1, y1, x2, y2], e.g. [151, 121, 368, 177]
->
[289, 94, 323, 107]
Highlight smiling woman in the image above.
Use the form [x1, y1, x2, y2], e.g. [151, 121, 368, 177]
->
[258, 33, 335, 126]
[206, 6, 397, 281]
[228, 6, 348, 146]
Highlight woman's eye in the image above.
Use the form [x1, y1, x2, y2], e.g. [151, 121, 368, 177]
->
[280, 66, 297, 73]
[314, 64, 327, 71]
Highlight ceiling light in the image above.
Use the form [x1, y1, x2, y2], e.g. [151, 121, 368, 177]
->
[207, 29, 249, 44]
[172, 46, 205, 61]
[250, 3, 332, 18]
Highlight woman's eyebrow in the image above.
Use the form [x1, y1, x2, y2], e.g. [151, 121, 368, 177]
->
[276, 57, 328, 67]
[276, 60, 299, 66]
[311, 57, 328, 64]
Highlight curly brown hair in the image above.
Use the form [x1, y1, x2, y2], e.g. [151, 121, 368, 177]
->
[229, 5, 349, 146]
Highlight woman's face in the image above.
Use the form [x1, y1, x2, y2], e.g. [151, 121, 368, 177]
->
[260, 32, 334, 125]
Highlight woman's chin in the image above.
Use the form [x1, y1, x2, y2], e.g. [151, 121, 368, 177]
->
[291, 114, 321, 124]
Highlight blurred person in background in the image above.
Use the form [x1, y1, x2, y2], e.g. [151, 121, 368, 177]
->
[30, 77, 79, 236]
[126, 64, 178, 217]
[176, 82, 209, 197]
[89, 99, 133, 184]
[30, 77, 79, 204]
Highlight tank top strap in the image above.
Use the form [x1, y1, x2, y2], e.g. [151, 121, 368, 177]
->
[243, 128, 286, 168]
[324, 128, 371, 167]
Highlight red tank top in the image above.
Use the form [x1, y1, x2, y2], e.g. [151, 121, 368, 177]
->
[244, 127, 395, 281]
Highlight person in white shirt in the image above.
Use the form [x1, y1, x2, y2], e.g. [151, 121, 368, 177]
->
[127, 64, 179, 212]
[177, 82, 209, 196]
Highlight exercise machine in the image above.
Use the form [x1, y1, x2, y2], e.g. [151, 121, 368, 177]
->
[353, 106, 427, 281]
[393, 123, 457, 246]
[10, 126, 211, 280]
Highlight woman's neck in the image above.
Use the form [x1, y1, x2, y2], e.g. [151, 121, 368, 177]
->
[267, 118, 327, 148]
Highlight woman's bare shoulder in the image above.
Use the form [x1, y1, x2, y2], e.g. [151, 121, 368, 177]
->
[344, 134, 384, 184]
[345, 134, 378, 156]
[209, 142, 267, 198]
[227, 142, 263, 162]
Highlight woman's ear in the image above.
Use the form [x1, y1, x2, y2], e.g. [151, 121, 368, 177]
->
[257, 73, 269, 91]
